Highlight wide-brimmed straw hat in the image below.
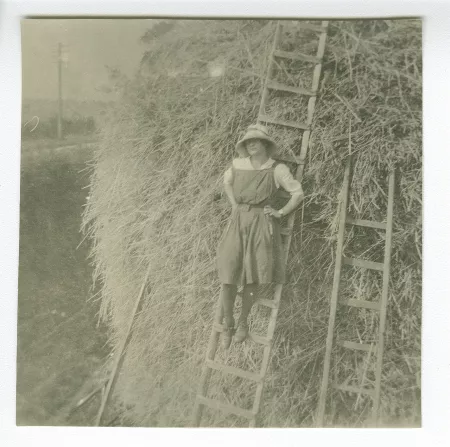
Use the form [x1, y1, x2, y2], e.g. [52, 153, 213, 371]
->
[235, 124, 278, 157]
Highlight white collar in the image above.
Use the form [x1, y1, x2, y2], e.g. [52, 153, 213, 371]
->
[245, 157, 275, 170]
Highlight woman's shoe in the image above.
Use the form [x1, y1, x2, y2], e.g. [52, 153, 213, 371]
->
[222, 325, 234, 349]
[234, 321, 248, 343]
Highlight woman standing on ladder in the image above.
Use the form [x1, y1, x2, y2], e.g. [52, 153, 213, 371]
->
[217, 124, 304, 348]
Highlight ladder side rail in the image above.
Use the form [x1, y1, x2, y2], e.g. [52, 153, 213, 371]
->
[253, 20, 304, 424]
[253, 21, 330, 423]
[250, 226, 293, 427]
[252, 20, 284, 426]
[314, 26, 328, 90]
[257, 21, 282, 122]
[250, 284, 283, 427]
[195, 21, 283, 428]
[250, 206, 296, 427]
[296, 27, 328, 181]
[192, 294, 224, 426]
[371, 169, 395, 424]
[316, 155, 352, 426]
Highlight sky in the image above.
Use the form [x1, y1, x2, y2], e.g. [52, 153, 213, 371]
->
[21, 19, 155, 101]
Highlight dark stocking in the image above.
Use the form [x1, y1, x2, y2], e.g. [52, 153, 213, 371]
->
[238, 284, 258, 325]
[221, 284, 237, 328]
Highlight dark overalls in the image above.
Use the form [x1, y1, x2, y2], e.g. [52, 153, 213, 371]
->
[217, 163, 286, 285]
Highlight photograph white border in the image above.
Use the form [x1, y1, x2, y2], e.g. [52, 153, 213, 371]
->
[1, 0, 449, 446]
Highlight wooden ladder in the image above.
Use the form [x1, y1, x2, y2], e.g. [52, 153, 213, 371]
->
[316, 152, 396, 426]
[192, 20, 329, 428]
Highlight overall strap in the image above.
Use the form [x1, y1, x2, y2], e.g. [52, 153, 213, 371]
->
[249, 160, 281, 207]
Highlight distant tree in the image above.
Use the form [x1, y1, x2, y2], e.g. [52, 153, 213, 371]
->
[140, 20, 176, 44]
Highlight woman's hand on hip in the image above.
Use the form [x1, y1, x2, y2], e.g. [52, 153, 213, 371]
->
[264, 206, 282, 219]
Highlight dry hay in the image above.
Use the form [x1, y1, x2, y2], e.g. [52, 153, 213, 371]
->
[82, 19, 421, 427]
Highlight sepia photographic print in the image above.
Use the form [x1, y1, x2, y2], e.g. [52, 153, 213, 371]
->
[18, 17, 422, 428]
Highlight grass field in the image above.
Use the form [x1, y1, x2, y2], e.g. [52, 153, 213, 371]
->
[21, 135, 97, 154]
[17, 141, 107, 426]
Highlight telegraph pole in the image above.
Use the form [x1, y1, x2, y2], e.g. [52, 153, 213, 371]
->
[57, 42, 63, 140]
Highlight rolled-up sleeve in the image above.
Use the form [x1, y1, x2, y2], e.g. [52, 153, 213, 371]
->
[224, 166, 234, 185]
[274, 164, 303, 197]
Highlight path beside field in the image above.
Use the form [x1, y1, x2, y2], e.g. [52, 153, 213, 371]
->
[17, 141, 107, 426]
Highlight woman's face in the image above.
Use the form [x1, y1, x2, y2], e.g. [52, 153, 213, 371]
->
[246, 139, 267, 157]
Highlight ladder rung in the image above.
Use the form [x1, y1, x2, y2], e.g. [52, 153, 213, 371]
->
[346, 217, 387, 230]
[296, 22, 328, 33]
[255, 298, 278, 309]
[196, 395, 255, 419]
[273, 49, 321, 64]
[332, 383, 375, 398]
[336, 340, 377, 353]
[259, 114, 310, 131]
[339, 298, 381, 311]
[343, 257, 384, 271]
[267, 80, 316, 96]
[213, 323, 272, 346]
[205, 360, 262, 382]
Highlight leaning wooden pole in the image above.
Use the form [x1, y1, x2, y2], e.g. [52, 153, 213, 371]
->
[316, 120, 353, 426]
[371, 168, 395, 424]
[95, 263, 152, 426]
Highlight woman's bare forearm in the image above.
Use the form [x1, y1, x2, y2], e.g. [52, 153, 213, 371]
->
[279, 193, 304, 215]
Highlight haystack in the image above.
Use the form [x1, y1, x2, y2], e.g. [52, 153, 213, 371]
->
[82, 19, 421, 427]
